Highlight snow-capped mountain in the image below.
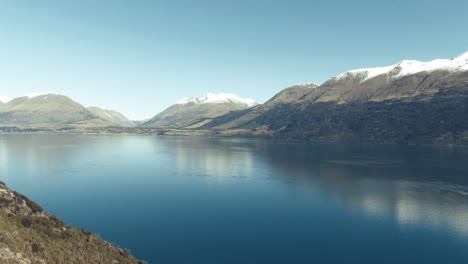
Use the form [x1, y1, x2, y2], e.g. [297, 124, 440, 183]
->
[294, 52, 468, 104]
[333, 52, 468, 83]
[176, 93, 257, 107]
[202, 52, 468, 144]
[142, 93, 258, 128]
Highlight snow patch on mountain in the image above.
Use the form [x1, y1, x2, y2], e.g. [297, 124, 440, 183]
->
[176, 93, 257, 107]
[296, 82, 318, 87]
[334, 52, 468, 83]
[335, 66, 394, 82]
[0, 96, 11, 103]
[0, 93, 59, 103]
[27, 92, 58, 98]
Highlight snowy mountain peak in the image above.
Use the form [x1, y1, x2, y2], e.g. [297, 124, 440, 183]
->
[335, 66, 394, 82]
[176, 93, 257, 107]
[0, 96, 11, 103]
[333, 52, 468, 83]
[453, 51, 468, 61]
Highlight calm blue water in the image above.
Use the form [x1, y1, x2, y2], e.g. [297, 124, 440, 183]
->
[1, 134, 468, 263]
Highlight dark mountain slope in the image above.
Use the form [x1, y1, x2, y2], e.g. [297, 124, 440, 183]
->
[202, 53, 468, 145]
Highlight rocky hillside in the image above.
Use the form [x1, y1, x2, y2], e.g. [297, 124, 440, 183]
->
[203, 83, 318, 130]
[203, 53, 468, 145]
[142, 93, 257, 129]
[0, 181, 145, 264]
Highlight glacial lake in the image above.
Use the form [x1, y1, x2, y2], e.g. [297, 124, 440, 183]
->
[1, 134, 468, 263]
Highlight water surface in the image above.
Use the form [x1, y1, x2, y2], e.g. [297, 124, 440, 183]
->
[1, 134, 468, 263]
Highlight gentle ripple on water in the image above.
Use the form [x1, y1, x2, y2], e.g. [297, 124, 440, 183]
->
[0, 134, 468, 263]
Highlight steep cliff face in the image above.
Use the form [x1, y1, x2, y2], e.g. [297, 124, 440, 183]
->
[0, 181, 146, 264]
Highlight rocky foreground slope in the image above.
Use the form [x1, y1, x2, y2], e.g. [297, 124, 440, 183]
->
[0, 181, 145, 264]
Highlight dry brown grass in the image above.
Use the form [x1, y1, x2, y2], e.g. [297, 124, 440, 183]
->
[0, 181, 146, 264]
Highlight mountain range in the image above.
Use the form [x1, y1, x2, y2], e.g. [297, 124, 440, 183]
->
[203, 52, 468, 144]
[0, 94, 135, 128]
[1, 52, 467, 144]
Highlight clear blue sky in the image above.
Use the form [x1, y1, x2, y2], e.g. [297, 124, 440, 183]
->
[0, 0, 467, 119]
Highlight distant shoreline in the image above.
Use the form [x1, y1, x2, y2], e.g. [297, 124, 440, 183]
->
[0, 126, 466, 147]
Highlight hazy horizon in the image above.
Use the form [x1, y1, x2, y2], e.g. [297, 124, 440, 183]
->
[1, 0, 467, 119]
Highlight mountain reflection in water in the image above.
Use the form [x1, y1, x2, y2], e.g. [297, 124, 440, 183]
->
[1, 134, 467, 263]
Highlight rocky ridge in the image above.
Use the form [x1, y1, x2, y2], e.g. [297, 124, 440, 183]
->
[201, 53, 468, 145]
